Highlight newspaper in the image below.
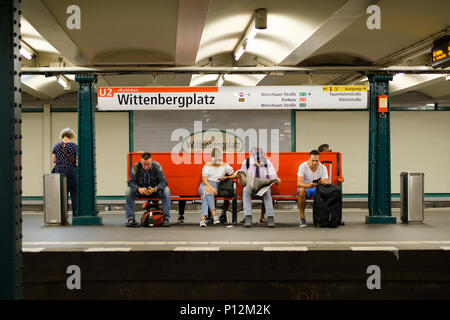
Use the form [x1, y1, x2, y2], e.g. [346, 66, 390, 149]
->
[237, 171, 278, 196]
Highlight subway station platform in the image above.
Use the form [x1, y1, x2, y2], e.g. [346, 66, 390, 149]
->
[22, 208, 450, 300]
[23, 208, 450, 251]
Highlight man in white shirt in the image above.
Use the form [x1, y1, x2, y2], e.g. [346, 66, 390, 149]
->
[297, 150, 329, 228]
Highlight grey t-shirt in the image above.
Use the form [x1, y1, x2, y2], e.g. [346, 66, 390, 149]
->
[297, 161, 328, 184]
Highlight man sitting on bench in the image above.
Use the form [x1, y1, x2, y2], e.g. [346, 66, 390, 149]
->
[125, 152, 171, 227]
[239, 147, 281, 228]
[297, 150, 329, 228]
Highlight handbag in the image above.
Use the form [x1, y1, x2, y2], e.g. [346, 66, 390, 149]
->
[217, 178, 234, 197]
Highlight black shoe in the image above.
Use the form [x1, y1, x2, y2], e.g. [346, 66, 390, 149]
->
[177, 216, 184, 223]
[126, 219, 139, 228]
[219, 213, 227, 224]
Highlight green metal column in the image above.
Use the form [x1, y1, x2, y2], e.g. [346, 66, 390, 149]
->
[73, 74, 102, 225]
[0, 0, 23, 299]
[366, 74, 396, 224]
[291, 110, 296, 152]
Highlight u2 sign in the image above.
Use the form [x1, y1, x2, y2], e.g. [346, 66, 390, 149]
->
[97, 86, 368, 111]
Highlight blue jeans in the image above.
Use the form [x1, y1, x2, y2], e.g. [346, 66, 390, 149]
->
[125, 186, 171, 221]
[198, 181, 218, 218]
[243, 185, 274, 217]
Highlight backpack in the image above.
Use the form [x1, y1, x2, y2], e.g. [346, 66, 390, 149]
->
[140, 202, 165, 227]
[313, 184, 342, 228]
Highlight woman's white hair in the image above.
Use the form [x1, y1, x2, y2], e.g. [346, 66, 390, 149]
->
[60, 127, 75, 139]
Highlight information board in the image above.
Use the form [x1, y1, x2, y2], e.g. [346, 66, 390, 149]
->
[97, 86, 368, 110]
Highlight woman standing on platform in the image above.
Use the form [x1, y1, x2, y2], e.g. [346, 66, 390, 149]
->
[52, 128, 78, 216]
[198, 148, 234, 227]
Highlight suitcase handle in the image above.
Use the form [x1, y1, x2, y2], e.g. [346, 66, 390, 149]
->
[321, 161, 332, 184]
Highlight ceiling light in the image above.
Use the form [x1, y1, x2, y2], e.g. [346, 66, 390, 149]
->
[56, 75, 70, 90]
[234, 46, 245, 60]
[217, 74, 226, 87]
[233, 9, 267, 61]
[19, 42, 36, 60]
[393, 72, 405, 80]
[57, 76, 68, 88]
[246, 25, 258, 42]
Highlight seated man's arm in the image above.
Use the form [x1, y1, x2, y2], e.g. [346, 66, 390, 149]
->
[297, 176, 315, 189]
[128, 166, 144, 195]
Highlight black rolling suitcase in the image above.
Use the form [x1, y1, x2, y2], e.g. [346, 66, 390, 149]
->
[313, 184, 342, 228]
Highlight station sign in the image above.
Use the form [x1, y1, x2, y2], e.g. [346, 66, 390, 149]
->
[97, 85, 368, 110]
[431, 36, 450, 69]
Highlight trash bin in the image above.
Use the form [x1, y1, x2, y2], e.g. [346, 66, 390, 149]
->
[43, 173, 68, 225]
[400, 172, 424, 224]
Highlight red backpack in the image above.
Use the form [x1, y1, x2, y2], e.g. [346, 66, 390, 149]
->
[140, 201, 165, 227]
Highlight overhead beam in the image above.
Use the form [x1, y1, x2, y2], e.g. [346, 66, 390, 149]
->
[280, 0, 380, 66]
[328, 28, 450, 85]
[21, 80, 53, 100]
[259, 0, 380, 85]
[174, 0, 211, 85]
[20, 74, 69, 100]
[21, 0, 90, 66]
[21, 0, 112, 94]
[390, 74, 447, 96]
[175, 0, 211, 66]
[21, 66, 450, 76]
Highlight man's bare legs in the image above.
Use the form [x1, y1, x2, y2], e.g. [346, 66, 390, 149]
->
[297, 188, 307, 227]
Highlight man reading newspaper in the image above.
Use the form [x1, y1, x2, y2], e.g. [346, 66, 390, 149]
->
[236, 147, 281, 228]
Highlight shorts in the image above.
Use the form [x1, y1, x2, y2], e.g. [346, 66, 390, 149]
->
[297, 187, 316, 198]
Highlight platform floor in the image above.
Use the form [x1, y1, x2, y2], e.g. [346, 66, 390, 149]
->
[22, 208, 450, 252]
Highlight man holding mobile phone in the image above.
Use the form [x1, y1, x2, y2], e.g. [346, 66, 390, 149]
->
[125, 152, 171, 227]
[297, 150, 329, 228]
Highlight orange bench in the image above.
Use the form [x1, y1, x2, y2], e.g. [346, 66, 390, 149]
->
[127, 152, 343, 223]
[127, 153, 239, 219]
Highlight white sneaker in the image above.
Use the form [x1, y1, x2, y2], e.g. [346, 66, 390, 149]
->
[213, 216, 221, 224]
[300, 219, 307, 228]
[200, 220, 207, 227]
